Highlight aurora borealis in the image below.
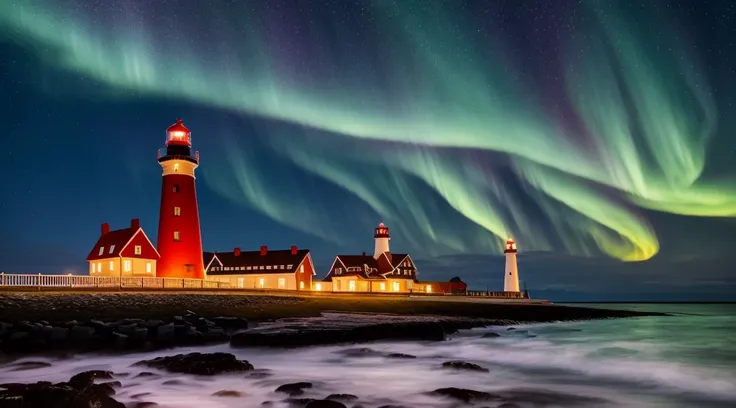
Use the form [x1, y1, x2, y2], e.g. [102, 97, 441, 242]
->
[1, 0, 735, 299]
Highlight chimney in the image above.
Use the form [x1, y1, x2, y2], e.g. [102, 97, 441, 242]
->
[362, 251, 366, 256]
[101, 223, 110, 236]
[260, 245, 268, 256]
[290, 245, 298, 255]
[131, 218, 140, 231]
[234, 248, 241, 256]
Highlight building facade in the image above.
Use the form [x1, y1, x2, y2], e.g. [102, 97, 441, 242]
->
[156, 118, 205, 279]
[204, 246, 314, 290]
[86, 219, 159, 277]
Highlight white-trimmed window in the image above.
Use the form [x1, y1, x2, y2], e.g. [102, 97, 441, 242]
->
[278, 278, 286, 289]
[96, 262, 102, 273]
[174, 207, 181, 216]
[123, 260, 131, 272]
[109, 245, 115, 254]
[300, 265, 304, 273]
[90, 264, 94, 274]
[135, 245, 142, 255]
[109, 261, 114, 271]
[392, 281, 400, 292]
[259, 278, 265, 288]
[146, 262, 152, 273]
[246, 266, 252, 271]
[98, 247, 104, 256]
[299, 281, 305, 289]
[266, 265, 272, 270]
[174, 231, 180, 241]
[380, 282, 386, 291]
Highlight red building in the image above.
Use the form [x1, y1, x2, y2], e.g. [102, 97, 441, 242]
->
[86, 219, 159, 277]
[156, 119, 205, 279]
[204, 246, 315, 290]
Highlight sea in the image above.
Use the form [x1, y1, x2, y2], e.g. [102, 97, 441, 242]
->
[1, 303, 734, 408]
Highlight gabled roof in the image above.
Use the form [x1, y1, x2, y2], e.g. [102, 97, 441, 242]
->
[205, 248, 311, 275]
[323, 252, 411, 282]
[85, 227, 159, 261]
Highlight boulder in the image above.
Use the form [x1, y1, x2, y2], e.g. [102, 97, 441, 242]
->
[325, 393, 358, 401]
[429, 387, 500, 403]
[305, 400, 347, 408]
[275, 382, 313, 396]
[386, 353, 416, 359]
[441, 361, 490, 372]
[211, 390, 244, 397]
[0, 370, 124, 408]
[210, 317, 249, 331]
[134, 352, 254, 375]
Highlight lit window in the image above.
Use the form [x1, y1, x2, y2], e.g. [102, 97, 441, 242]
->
[278, 278, 286, 289]
[349, 280, 356, 292]
[90, 264, 94, 274]
[380, 282, 386, 291]
[315, 283, 322, 291]
[146, 262, 151, 273]
[135, 245, 142, 255]
[173, 184, 179, 193]
[392, 281, 400, 292]
[109, 245, 115, 254]
[174, 207, 181, 216]
[174, 231, 180, 241]
[98, 247, 104, 256]
[299, 281, 305, 289]
[280, 265, 284, 269]
[174, 163, 180, 172]
[287, 264, 293, 269]
[96, 262, 102, 273]
[300, 265, 304, 273]
[109, 261, 114, 271]
[259, 278, 265, 288]
[259, 266, 264, 270]
[246, 266, 252, 270]
[266, 265, 272, 270]
[123, 260, 131, 272]
[426, 285, 432, 293]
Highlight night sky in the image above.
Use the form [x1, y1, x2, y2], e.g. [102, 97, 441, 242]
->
[1, 0, 735, 301]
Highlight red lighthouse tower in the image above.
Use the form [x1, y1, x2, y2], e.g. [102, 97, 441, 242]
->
[156, 118, 205, 279]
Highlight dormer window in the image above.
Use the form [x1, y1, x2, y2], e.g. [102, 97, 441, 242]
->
[109, 245, 115, 254]
[98, 247, 104, 256]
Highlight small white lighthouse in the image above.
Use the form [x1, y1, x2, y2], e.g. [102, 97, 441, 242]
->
[374, 222, 391, 259]
[504, 237, 520, 292]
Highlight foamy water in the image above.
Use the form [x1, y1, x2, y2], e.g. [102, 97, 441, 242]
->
[1, 304, 735, 408]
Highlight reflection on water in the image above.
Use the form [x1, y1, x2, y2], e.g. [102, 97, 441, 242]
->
[1, 304, 735, 408]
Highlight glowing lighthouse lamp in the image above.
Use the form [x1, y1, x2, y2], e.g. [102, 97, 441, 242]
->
[504, 237, 520, 292]
[373, 222, 391, 259]
[156, 119, 205, 279]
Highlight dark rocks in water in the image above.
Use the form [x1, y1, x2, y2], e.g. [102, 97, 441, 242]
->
[325, 393, 358, 401]
[68, 370, 114, 389]
[386, 353, 416, 359]
[6, 360, 53, 371]
[129, 402, 158, 408]
[305, 400, 347, 408]
[212, 389, 245, 397]
[498, 403, 522, 408]
[337, 347, 380, 357]
[441, 361, 490, 372]
[210, 316, 249, 331]
[134, 352, 254, 375]
[429, 387, 501, 403]
[0, 371, 125, 408]
[275, 382, 313, 396]
[506, 327, 516, 331]
[132, 372, 158, 379]
[481, 332, 501, 338]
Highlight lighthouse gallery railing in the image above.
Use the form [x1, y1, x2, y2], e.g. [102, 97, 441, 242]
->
[0, 273, 230, 289]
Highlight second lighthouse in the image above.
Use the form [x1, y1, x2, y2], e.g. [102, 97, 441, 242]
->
[156, 118, 205, 279]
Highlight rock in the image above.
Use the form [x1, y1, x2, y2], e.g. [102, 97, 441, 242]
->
[69, 325, 95, 342]
[275, 382, 313, 396]
[245, 369, 273, 378]
[64, 320, 78, 327]
[212, 390, 244, 397]
[429, 387, 500, 403]
[441, 361, 490, 372]
[140, 320, 164, 330]
[506, 327, 516, 331]
[305, 400, 347, 408]
[325, 393, 358, 401]
[0, 372, 125, 408]
[386, 353, 416, 359]
[117, 324, 138, 335]
[482, 332, 501, 338]
[129, 403, 158, 408]
[7, 361, 53, 371]
[337, 348, 379, 357]
[155, 323, 175, 343]
[283, 398, 317, 406]
[133, 372, 158, 379]
[68, 370, 114, 389]
[211, 317, 249, 330]
[49, 326, 69, 342]
[134, 352, 254, 375]
[112, 332, 129, 348]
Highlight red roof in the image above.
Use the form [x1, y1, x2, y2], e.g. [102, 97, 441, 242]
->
[86, 227, 159, 261]
[204, 248, 312, 275]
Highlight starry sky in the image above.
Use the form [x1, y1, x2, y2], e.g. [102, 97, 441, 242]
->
[1, 0, 735, 301]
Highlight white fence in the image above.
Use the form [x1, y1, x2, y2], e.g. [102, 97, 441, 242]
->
[0, 273, 231, 289]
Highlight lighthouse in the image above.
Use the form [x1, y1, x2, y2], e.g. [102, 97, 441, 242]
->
[504, 237, 520, 292]
[156, 118, 205, 279]
[373, 222, 390, 259]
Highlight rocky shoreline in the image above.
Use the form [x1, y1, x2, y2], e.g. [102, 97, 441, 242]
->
[0, 351, 606, 408]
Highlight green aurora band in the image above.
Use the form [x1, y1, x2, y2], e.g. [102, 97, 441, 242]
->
[2, 0, 734, 261]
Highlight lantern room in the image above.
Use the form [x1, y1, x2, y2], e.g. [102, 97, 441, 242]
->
[504, 237, 517, 253]
[374, 222, 390, 238]
[166, 118, 192, 147]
